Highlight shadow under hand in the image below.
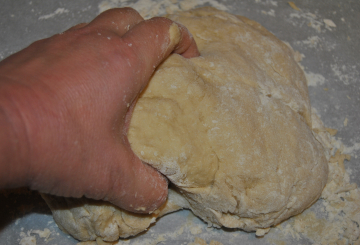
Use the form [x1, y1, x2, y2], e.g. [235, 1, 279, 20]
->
[0, 188, 51, 232]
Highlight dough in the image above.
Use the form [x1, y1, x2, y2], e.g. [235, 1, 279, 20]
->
[42, 7, 328, 242]
[41, 188, 188, 241]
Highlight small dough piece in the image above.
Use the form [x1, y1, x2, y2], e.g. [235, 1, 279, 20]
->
[43, 7, 328, 241]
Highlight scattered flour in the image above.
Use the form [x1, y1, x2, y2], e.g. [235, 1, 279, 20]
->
[38, 8, 69, 20]
[19, 235, 36, 245]
[190, 225, 203, 235]
[31, 229, 51, 241]
[331, 137, 360, 159]
[293, 51, 305, 62]
[261, 9, 276, 17]
[295, 35, 336, 51]
[286, 7, 338, 34]
[255, 0, 278, 6]
[19, 228, 52, 245]
[330, 64, 358, 86]
[98, 0, 228, 18]
[305, 71, 325, 86]
[288, 11, 324, 33]
[285, 7, 340, 36]
[298, 36, 321, 48]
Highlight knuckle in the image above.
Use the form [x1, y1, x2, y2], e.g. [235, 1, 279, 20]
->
[92, 7, 144, 29]
[147, 16, 173, 26]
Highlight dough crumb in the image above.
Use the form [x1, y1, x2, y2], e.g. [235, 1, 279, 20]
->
[31, 228, 51, 241]
[288, 2, 300, 11]
[19, 236, 36, 245]
[325, 127, 338, 136]
[256, 227, 271, 237]
[293, 50, 305, 62]
[324, 19, 336, 28]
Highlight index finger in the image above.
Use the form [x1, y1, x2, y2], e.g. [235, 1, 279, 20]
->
[121, 17, 200, 90]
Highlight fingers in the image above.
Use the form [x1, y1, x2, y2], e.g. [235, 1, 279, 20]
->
[104, 14, 199, 212]
[85, 8, 144, 36]
[105, 148, 168, 213]
[121, 17, 200, 81]
[171, 22, 200, 58]
[111, 16, 199, 113]
[60, 8, 199, 213]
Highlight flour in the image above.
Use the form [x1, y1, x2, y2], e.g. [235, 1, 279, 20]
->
[19, 235, 36, 245]
[330, 64, 358, 86]
[286, 8, 338, 34]
[293, 51, 305, 62]
[31, 229, 51, 241]
[288, 12, 323, 33]
[261, 9, 276, 17]
[295, 36, 336, 51]
[190, 225, 203, 235]
[304, 71, 325, 87]
[255, 0, 278, 7]
[331, 137, 360, 159]
[38, 8, 69, 20]
[298, 36, 321, 49]
[19, 228, 52, 245]
[98, 0, 228, 18]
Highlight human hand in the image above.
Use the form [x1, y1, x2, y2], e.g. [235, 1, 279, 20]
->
[0, 8, 199, 213]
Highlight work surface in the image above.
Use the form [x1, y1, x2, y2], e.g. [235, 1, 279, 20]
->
[0, 0, 359, 244]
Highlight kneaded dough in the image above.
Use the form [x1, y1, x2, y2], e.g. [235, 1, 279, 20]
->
[42, 7, 329, 242]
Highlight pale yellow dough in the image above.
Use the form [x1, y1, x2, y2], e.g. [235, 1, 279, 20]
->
[42, 7, 328, 242]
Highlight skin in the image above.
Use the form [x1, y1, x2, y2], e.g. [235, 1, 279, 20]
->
[0, 8, 199, 213]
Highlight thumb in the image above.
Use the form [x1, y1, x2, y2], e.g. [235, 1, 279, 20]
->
[105, 146, 168, 213]
[105, 96, 167, 213]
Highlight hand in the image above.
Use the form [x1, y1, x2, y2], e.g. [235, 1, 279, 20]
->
[0, 8, 199, 213]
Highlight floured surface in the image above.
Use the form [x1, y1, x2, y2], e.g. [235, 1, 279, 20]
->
[263, 112, 360, 244]
[98, 0, 229, 18]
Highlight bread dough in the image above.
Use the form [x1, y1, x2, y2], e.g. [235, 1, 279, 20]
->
[42, 7, 328, 242]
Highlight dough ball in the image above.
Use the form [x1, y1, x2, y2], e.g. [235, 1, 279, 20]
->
[43, 7, 328, 241]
